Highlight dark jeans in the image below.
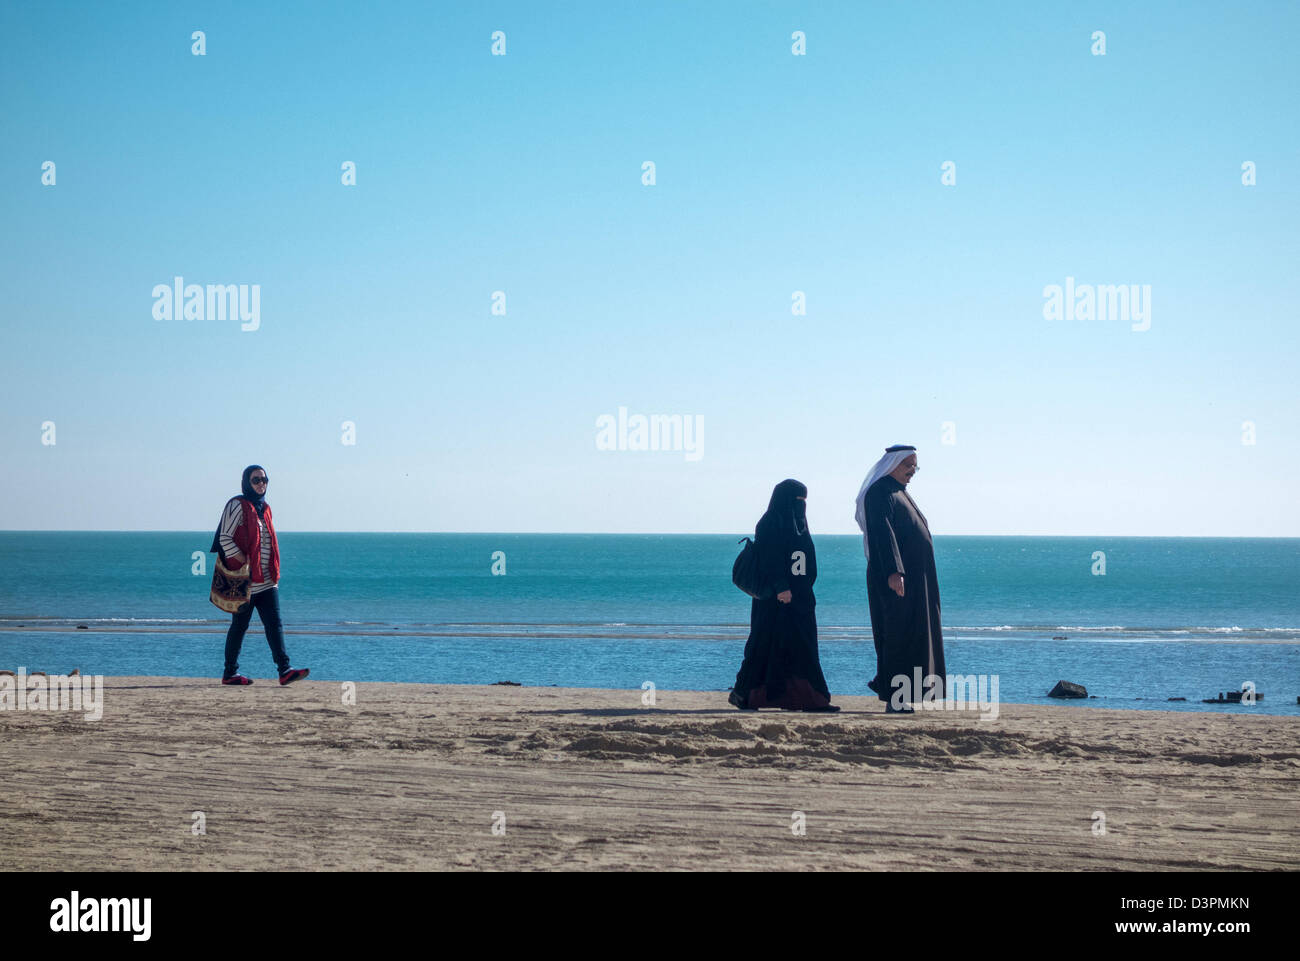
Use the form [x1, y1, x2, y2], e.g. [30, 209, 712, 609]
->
[224, 587, 290, 678]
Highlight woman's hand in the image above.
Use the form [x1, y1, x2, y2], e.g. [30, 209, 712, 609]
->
[777, 590, 793, 604]
[888, 573, 904, 597]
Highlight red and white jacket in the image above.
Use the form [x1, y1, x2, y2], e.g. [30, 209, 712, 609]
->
[218, 497, 280, 586]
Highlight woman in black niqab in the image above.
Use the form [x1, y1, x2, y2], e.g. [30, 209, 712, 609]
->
[729, 479, 838, 712]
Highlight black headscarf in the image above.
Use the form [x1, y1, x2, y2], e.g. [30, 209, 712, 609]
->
[760, 478, 809, 537]
[240, 464, 269, 517]
[209, 465, 269, 554]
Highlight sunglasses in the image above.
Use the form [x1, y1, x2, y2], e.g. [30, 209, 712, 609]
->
[250, 475, 268, 484]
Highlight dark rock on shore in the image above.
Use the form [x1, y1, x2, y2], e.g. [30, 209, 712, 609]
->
[1048, 680, 1088, 699]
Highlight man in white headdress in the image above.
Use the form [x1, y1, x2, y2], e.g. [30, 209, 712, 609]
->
[854, 444, 946, 714]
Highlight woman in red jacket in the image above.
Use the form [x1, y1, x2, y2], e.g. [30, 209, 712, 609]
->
[211, 465, 309, 686]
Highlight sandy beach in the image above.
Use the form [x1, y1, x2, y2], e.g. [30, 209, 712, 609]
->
[1, 676, 1296, 871]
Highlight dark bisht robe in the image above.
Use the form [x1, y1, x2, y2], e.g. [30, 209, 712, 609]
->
[732, 480, 833, 710]
[864, 475, 946, 701]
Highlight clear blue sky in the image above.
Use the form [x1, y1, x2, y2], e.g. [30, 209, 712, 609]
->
[2, 0, 1297, 535]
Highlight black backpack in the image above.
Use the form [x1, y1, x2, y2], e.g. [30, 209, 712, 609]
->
[731, 537, 770, 599]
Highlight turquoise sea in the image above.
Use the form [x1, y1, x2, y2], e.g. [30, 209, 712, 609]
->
[1, 533, 1297, 714]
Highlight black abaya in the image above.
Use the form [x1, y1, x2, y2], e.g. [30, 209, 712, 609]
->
[732, 481, 832, 709]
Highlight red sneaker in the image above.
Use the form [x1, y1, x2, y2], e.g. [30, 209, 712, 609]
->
[278, 668, 309, 686]
[221, 674, 253, 685]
